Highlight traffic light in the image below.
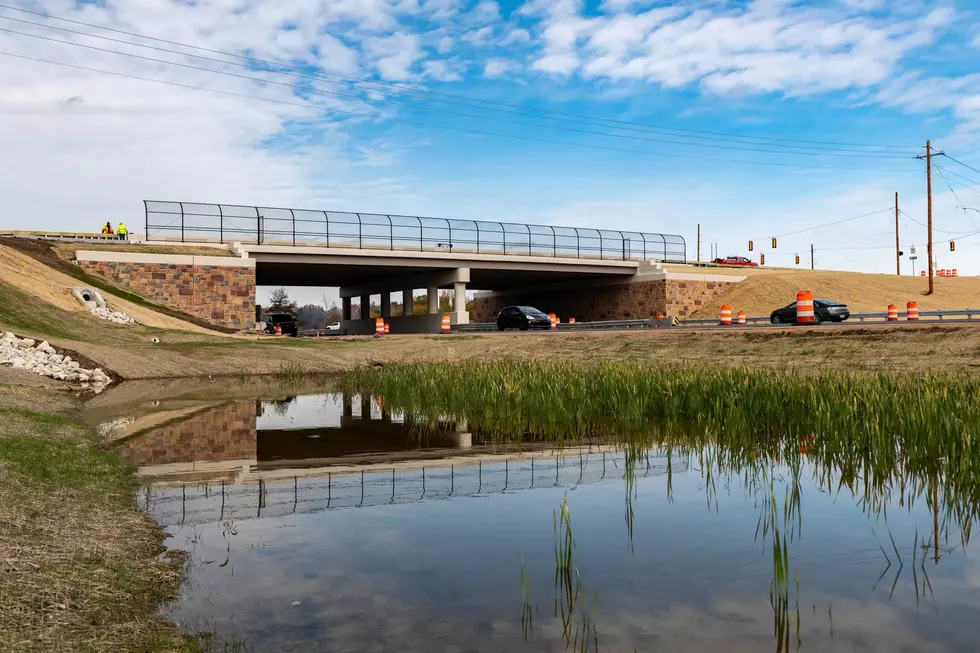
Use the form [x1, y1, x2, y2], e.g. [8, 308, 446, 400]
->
[795, 254, 800, 265]
[771, 237, 777, 248]
[950, 241, 956, 252]
[748, 240, 754, 252]
[760, 253, 765, 265]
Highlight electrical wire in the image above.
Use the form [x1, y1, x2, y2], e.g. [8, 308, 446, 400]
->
[749, 208, 894, 242]
[0, 3, 923, 152]
[934, 165, 980, 191]
[0, 24, 920, 161]
[935, 167, 980, 232]
[898, 210, 977, 236]
[0, 51, 927, 173]
[942, 154, 980, 178]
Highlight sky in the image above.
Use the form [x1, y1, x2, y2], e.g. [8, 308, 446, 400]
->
[1, 0, 979, 307]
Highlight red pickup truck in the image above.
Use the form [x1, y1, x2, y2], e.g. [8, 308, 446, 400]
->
[712, 256, 758, 267]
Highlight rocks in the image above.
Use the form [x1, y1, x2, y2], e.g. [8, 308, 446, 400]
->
[0, 332, 112, 391]
[90, 306, 136, 325]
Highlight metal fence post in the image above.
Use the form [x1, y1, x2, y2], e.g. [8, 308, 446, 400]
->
[255, 206, 261, 244]
[387, 215, 393, 250]
[640, 233, 647, 260]
[598, 230, 604, 259]
[526, 224, 531, 255]
[179, 202, 185, 243]
[446, 219, 453, 251]
[416, 217, 423, 251]
[475, 222, 481, 254]
[619, 231, 626, 260]
[356, 213, 362, 248]
[143, 200, 149, 240]
[218, 204, 224, 244]
[323, 211, 330, 246]
[574, 228, 581, 258]
[290, 209, 296, 246]
[550, 226, 556, 256]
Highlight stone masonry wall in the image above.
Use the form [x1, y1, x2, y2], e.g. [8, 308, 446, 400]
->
[80, 259, 255, 329]
[120, 402, 257, 467]
[474, 277, 736, 322]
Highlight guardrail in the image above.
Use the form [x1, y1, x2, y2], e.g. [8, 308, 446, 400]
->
[144, 200, 687, 262]
[455, 309, 980, 332]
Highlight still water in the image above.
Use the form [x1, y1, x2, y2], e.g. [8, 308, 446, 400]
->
[88, 382, 980, 652]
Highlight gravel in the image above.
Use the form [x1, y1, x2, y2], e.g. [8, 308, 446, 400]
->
[0, 332, 111, 390]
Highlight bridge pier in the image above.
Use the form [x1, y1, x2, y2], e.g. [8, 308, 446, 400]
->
[340, 268, 470, 334]
[342, 297, 352, 321]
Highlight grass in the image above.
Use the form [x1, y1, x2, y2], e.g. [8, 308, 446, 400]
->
[340, 360, 980, 536]
[0, 376, 204, 652]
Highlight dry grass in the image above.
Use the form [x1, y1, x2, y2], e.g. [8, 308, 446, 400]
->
[684, 266, 980, 319]
[0, 368, 202, 652]
[51, 243, 233, 261]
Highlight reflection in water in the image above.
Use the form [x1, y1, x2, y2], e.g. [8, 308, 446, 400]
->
[89, 386, 980, 653]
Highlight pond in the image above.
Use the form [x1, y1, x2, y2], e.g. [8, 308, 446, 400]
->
[87, 370, 980, 652]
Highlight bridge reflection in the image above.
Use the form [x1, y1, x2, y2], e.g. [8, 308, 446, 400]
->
[106, 392, 686, 527]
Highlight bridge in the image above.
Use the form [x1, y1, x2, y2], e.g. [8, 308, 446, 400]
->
[72, 200, 739, 333]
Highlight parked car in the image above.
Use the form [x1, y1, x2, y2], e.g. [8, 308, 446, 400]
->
[713, 256, 759, 267]
[262, 313, 298, 336]
[326, 322, 341, 331]
[770, 299, 850, 324]
[497, 306, 553, 331]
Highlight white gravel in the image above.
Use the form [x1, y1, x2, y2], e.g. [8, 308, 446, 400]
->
[89, 306, 136, 325]
[0, 331, 112, 391]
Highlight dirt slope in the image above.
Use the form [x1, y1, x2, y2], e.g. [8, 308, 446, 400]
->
[0, 244, 219, 334]
[687, 268, 980, 319]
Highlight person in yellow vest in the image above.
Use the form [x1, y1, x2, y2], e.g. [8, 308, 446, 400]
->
[116, 223, 128, 241]
[101, 222, 113, 235]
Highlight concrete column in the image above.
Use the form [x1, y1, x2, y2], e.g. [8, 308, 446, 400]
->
[403, 289, 413, 316]
[427, 286, 439, 314]
[359, 294, 370, 320]
[342, 297, 352, 321]
[380, 292, 391, 319]
[453, 281, 466, 313]
[343, 393, 353, 418]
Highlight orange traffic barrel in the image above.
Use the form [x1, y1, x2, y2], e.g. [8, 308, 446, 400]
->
[375, 317, 385, 335]
[569, 317, 576, 324]
[921, 270, 926, 277]
[737, 311, 746, 325]
[953, 269, 959, 277]
[938, 269, 946, 278]
[441, 314, 451, 333]
[274, 324, 282, 336]
[887, 304, 898, 321]
[719, 304, 733, 325]
[796, 290, 815, 323]
[384, 322, 390, 335]
[906, 301, 919, 321]
[549, 313, 557, 329]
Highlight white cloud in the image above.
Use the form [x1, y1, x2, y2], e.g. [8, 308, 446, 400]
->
[502, 27, 532, 45]
[362, 32, 423, 80]
[461, 26, 495, 46]
[483, 58, 512, 78]
[422, 59, 464, 82]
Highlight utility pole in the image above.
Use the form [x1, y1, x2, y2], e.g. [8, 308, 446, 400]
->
[895, 192, 901, 276]
[810, 244, 814, 270]
[696, 224, 701, 262]
[916, 141, 943, 295]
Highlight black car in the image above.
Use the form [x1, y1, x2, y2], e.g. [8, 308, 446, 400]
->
[770, 299, 850, 324]
[497, 305, 553, 330]
[263, 313, 298, 336]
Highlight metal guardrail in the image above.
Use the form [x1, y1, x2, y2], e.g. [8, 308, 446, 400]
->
[144, 200, 687, 262]
[456, 309, 980, 332]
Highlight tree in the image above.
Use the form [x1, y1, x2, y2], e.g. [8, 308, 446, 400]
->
[268, 287, 297, 313]
[296, 304, 327, 329]
[325, 304, 343, 324]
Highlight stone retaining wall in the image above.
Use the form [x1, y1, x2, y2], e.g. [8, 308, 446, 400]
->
[473, 276, 737, 322]
[77, 251, 255, 329]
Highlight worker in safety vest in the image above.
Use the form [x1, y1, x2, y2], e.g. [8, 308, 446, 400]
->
[101, 222, 113, 235]
[117, 223, 128, 241]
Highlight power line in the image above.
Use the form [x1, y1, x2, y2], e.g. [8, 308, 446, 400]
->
[898, 209, 976, 235]
[0, 23, 910, 160]
[0, 3, 923, 152]
[934, 165, 980, 190]
[0, 26, 919, 161]
[942, 154, 980, 178]
[750, 208, 894, 242]
[935, 167, 980, 232]
[0, 51, 927, 174]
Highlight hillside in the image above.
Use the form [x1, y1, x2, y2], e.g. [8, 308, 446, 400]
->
[684, 266, 980, 319]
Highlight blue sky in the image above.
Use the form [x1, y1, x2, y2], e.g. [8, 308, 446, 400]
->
[1, 0, 979, 305]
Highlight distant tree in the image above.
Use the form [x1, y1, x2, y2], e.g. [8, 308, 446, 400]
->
[268, 287, 297, 313]
[325, 304, 343, 324]
[296, 304, 328, 329]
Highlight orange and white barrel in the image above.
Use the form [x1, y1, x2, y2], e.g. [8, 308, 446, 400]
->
[737, 311, 746, 325]
[384, 323, 390, 335]
[441, 314, 451, 333]
[887, 304, 898, 321]
[549, 313, 557, 329]
[938, 269, 946, 278]
[375, 317, 385, 335]
[719, 304, 733, 325]
[274, 324, 282, 336]
[906, 301, 919, 321]
[921, 271, 926, 277]
[569, 317, 576, 324]
[796, 291, 815, 324]
[953, 269, 959, 278]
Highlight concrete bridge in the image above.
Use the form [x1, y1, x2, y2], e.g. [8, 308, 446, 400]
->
[72, 200, 740, 332]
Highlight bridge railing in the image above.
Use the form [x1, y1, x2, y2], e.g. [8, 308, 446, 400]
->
[144, 200, 687, 262]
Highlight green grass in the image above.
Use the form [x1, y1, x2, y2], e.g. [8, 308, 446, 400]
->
[340, 361, 980, 535]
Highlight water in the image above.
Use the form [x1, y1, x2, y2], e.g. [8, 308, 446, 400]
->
[88, 382, 980, 652]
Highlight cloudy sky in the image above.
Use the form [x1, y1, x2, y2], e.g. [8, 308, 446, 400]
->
[1, 0, 979, 305]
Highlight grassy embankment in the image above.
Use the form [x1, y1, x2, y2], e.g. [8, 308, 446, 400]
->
[0, 370, 209, 652]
